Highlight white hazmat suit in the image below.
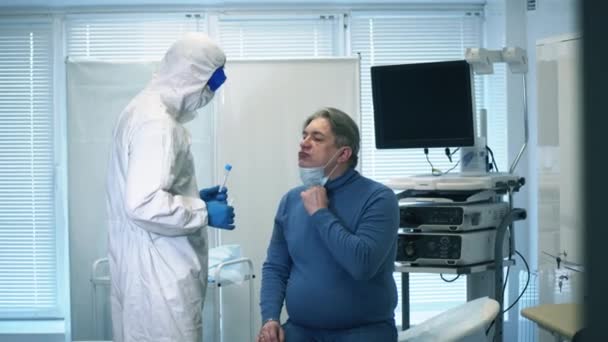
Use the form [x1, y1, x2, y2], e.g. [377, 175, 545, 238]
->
[105, 33, 226, 342]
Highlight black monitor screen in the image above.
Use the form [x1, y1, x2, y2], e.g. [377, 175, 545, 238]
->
[371, 60, 475, 149]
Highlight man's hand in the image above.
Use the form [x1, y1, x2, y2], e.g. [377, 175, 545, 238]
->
[300, 185, 328, 215]
[256, 320, 284, 342]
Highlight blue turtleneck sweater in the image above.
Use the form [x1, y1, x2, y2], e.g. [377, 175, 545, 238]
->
[260, 168, 399, 329]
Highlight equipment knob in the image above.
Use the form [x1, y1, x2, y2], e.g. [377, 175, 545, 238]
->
[405, 242, 416, 256]
[402, 211, 419, 225]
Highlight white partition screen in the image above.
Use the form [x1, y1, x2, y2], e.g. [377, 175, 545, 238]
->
[215, 58, 360, 340]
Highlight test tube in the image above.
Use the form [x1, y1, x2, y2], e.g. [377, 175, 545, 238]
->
[219, 163, 232, 193]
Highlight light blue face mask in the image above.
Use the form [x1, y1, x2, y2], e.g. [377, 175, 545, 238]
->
[299, 149, 343, 187]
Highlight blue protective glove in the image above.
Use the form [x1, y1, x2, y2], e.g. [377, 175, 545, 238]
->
[206, 200, 235, 230]
[199, 185, 228, 203]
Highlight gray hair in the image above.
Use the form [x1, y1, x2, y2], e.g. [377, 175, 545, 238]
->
[303, 107, 360, 168]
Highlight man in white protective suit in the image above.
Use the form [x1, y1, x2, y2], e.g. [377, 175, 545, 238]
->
[105, 32, 235, 342]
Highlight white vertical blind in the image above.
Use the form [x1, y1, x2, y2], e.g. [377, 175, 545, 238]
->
[66, 13, 202, 60]
[0, 20, 58, 318]
[218, 14, 339, 58]
[351, 10, 489, 326]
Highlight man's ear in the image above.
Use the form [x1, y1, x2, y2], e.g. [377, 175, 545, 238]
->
[337, 147, 352, 164]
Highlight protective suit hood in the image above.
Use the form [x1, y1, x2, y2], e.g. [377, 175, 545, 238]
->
[147, 32, 226, 123]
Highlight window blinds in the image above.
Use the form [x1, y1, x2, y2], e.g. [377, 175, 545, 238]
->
[66, 13, 202, 61]
[0, 20, 58, 318]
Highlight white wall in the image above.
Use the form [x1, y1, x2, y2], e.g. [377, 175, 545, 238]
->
[525, 0, 580, 267]
[531, 6, 581, 342]
[520, 0, 581, 341]
[536, 32, 583, 283]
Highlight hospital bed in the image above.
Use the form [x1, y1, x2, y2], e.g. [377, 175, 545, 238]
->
[90, 245, 255, 342]
[398, 296, 500, 342]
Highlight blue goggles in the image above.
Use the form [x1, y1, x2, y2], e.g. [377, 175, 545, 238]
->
[207, 66, 226, 92]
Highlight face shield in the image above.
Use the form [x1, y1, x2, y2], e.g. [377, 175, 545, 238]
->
[207, 66, 226, 92]
[178, 66, 227, 119]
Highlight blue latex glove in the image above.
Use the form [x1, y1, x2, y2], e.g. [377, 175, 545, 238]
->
[206, 200, 235, 230]
[199, 186, 228, 203]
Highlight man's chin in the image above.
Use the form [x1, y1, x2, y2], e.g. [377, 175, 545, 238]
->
[298, 161, 317, 168]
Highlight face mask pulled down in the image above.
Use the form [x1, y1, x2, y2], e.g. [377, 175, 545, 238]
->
[299, 149, 343, 187]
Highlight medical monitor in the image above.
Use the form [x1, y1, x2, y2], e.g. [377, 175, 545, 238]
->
[371, 60, 476, 149]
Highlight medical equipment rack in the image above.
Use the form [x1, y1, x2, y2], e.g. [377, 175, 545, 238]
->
[91, 256, 256, 342]
[392, 176, 526, 342]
